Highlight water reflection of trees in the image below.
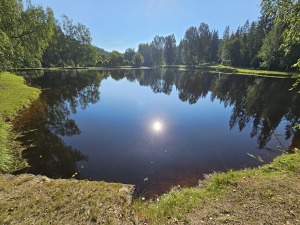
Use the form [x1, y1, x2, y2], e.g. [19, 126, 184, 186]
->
[210, 75, 300, 149]
[15, 70, 107, 178]
[15, 69, 300, 178]
[118, 69, 300, 150]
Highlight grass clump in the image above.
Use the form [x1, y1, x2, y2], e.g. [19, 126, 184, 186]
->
[0, 72, 40, 172]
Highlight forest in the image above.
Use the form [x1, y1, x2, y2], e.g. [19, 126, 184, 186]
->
[0, 0, 299, 71]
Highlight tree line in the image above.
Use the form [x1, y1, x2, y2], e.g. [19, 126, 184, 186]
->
[0, 0, 54, 69]
[0, 0, 299, 70]
[0, 0, 108, 69]
[109, 0, 299, 71]
[219, 0, 300, 70]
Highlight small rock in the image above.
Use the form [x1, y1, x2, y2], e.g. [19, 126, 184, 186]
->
[8, 208, 14, 212]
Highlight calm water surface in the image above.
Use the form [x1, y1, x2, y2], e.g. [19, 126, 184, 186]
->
[15, 69, 300, 197]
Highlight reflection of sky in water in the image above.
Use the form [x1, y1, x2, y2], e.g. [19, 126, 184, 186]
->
[61, 76, 291, 197]
[18, 70, 300, 198]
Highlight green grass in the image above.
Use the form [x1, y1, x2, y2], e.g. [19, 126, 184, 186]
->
[210, 64, 299, 78]
[0, 72, 40, 172]
[133, 150, 300, 224]
[0, 120, 13, 172]
[164, 63, 300, 78]
[0, 72, 40, 119]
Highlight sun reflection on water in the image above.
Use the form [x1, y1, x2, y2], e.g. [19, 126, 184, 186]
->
[153, 121, 163, 132]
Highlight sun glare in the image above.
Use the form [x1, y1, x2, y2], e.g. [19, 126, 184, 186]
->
[153, 121, 162, 131]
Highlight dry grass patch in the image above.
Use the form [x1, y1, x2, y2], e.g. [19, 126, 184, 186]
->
[0, 174, 135, 224]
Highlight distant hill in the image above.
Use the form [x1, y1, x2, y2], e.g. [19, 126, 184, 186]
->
[95, 47, 109, 57]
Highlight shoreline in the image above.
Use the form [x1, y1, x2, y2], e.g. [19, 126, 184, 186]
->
[0, 71, 300, 224]
[13, 64, 300, 78]
[0, 72, 40, 172]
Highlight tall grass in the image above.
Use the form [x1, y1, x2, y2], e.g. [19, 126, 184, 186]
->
[0, 119, 14, 172]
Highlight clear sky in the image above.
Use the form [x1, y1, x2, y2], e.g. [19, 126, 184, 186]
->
[31, 0, 262, 53]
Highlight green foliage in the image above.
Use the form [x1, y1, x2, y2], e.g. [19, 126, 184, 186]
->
[248, 21, 265, 67]
[150, 35, 165, 66]
[108, 50, 124, 66]
[219, 26, 231, 65]
[258, 23, 284, 69]
[274, 0, 300, 69]
[220, 22, 265, 68]
[42, 15, 100, 68]
[176, 40, 184, 65]
[259, 0, 300, 70]
[164, 34, 177, 65]
[0, 31, 13, 70]
[0, 0, 54, 69]
[84, 45, 99, 67]
[182, 26, 199, 65]
[95, 47, 109, 57]
[217, 1, 299, 71]
[208, 30, 219, 62]
[181, 23, 219, 65]
[124, 48, 135, 66]
[94, 47, 109, 67]
[198, 23, 211, 62]
[138, 43, 152, 67]
[134, 52, 144, 67]
[61, 15, 93, 67]
[42, 21, 69, 67]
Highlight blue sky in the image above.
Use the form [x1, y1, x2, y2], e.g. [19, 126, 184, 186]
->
[31, 0, 261, 52]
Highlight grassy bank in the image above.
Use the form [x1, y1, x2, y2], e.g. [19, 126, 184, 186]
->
[1, 151, 299, 224]
[210, 64, 299, 78]
[164, 63, 299, 78]
[0, 174, 134, 224]
[0, 72, 40, 172]
[134, 150, 300, 224]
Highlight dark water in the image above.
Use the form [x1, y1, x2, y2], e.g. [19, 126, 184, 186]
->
[15, 69, 300, 198]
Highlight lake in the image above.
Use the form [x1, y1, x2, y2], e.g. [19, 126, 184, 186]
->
[15, 69, 300, 198]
